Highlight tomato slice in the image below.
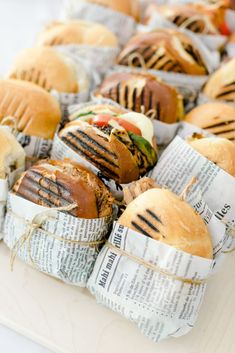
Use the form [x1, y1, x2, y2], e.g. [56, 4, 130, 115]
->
[219, 22, 231, 36]
[91, 114, 142, 136]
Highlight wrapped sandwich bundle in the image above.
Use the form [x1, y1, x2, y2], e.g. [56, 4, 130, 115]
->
[141, 2, 228, 51]
[61, 0, 140, 45]
[149, 135, 235, 248]
[0, 79, 61, 161]
[88, 186, 225, 342]
[94, 71, 184, 123]
[51, 102, 158, 197]
[7, 46, 91, 118]
[0, 127, 25, 239]
[3, 159, 114, 286]
[37, 20, 119, 76]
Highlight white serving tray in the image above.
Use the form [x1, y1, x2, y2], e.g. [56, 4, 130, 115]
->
[0, 242, 234, 353]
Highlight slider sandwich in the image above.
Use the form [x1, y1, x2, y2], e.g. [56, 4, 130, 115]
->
[188, 136, 235, 176]
[13, 159, 113, 218]
[0, 128, 25, 179]
[186, 102, 235, 142]
[82, 0, 140, 20]
[203, 58, 235, 101]
[117, 29, 208, 75]
[118, 188, 213, 259]
[0, 79, 61, 139]
[37, 20, 118, 48]
[95, 72, 184, 123]
[8, 47, 89, 94]
[59, 104, 158, 184]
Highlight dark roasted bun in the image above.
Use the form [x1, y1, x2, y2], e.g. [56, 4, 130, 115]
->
[144, 3, 225, 34]
[59, 111, 157, 184]
[186, 102, 235, 142]
[204, 58, 235, 101]
[118, 188, 213, 259]
[13, 159, 113, 218]
[117, 29, 207, 75]
[95, 72, 184, 123]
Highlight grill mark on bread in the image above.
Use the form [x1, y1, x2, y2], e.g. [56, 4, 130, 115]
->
[116, 82, 120, 104]
[202, 120, 235, 130]
[61, 135, 119, 179]
[146, 209, 162, 224]
[216, 89, 235, 99]
[137, 213, 160, 232]
[131, 221, 152, 237]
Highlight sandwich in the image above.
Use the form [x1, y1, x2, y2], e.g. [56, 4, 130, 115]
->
[118, 188, 213, 259]
[94, 72, 184, 123]
[203, 58, 235, 101]
[37, 20, 118, 48]
[143, 3, 226, 35]
[82, 0, 140, 20]
[0, 79, 61, 139]
[13, 159, 113, 218]
[188, 136, 235, 176]
[0, 128, 25, 179]
[59, 104, 158, 184]
[117, 29, 208, 75]
[186, 102, 235, 141]
[8, 47, 87, 94]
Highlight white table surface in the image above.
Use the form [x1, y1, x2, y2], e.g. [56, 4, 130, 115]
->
[0, 1, 61, 351]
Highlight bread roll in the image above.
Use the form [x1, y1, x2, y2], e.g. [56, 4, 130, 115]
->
[186, 102, 235, 141]
[118, 188, 213, 259]
[83, 0, 140, 20]
[0, 79, 61, 139]
[188, 137, 235, 176]
[0, 128, 25, 179]
[8, 47, 79, 93]
[37, 20, 118, 48]
[117, 29, 207, 75]
[95, 72, 184, 123]
[13, 159, 113, 218]
[204, 58, 235, 101]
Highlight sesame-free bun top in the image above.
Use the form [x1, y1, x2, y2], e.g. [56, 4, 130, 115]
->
[186, 102, 235, 141]
[203, 58, 235, 101]
[0, 79, 61, 139]
[83, 0, 140, 20]
[8, 47, 79, 93]
[37, 20, 118, 48]
[188, 137, 235, 177]
[0, 127, 25, 179]
[118, 188, 213, 259]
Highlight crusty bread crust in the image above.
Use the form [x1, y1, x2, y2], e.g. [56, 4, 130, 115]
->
[0, 79, 61, 139]
[8, 47, 79, 93]
[118, 188, 213, 259]
[37, 20, 118, 48]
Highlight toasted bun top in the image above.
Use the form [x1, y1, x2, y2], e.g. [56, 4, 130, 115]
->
[0, 79, 61, 139]
[0, 128, 25, 179]
[13, 159, 113, 218]
[204, 58, 235, 101]
[188, 137, 235, 176]
[95, 71, 184, 123]
[37, 20, 118, 47]
[69, 103, 126, 121]
[118, 188, 213, 259]
[117, 29, 207, 75]
[186, 102, 235, 141]
[84, 0, 140, 20]
[8, 47, 79, 93]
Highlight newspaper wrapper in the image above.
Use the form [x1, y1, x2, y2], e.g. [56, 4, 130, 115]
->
[88, 204, 224, 342]
[62, 1, 136, 46]
[149, 136, 235, 251]
[226, 43, 235, 58]
[138, 13, 227, 52]
[3, 193, 113, 286]
[0, 168, 24, 240]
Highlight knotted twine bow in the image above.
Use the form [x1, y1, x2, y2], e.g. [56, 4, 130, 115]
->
[9, 203, 105, 271]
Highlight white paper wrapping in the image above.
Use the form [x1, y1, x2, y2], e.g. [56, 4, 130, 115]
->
[16, 133, 52, 163]
[88, 216, 219, 342]
[149, 136, 235, 249]
[62, 1, 136, 45]
[3, 193, 113, 286]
